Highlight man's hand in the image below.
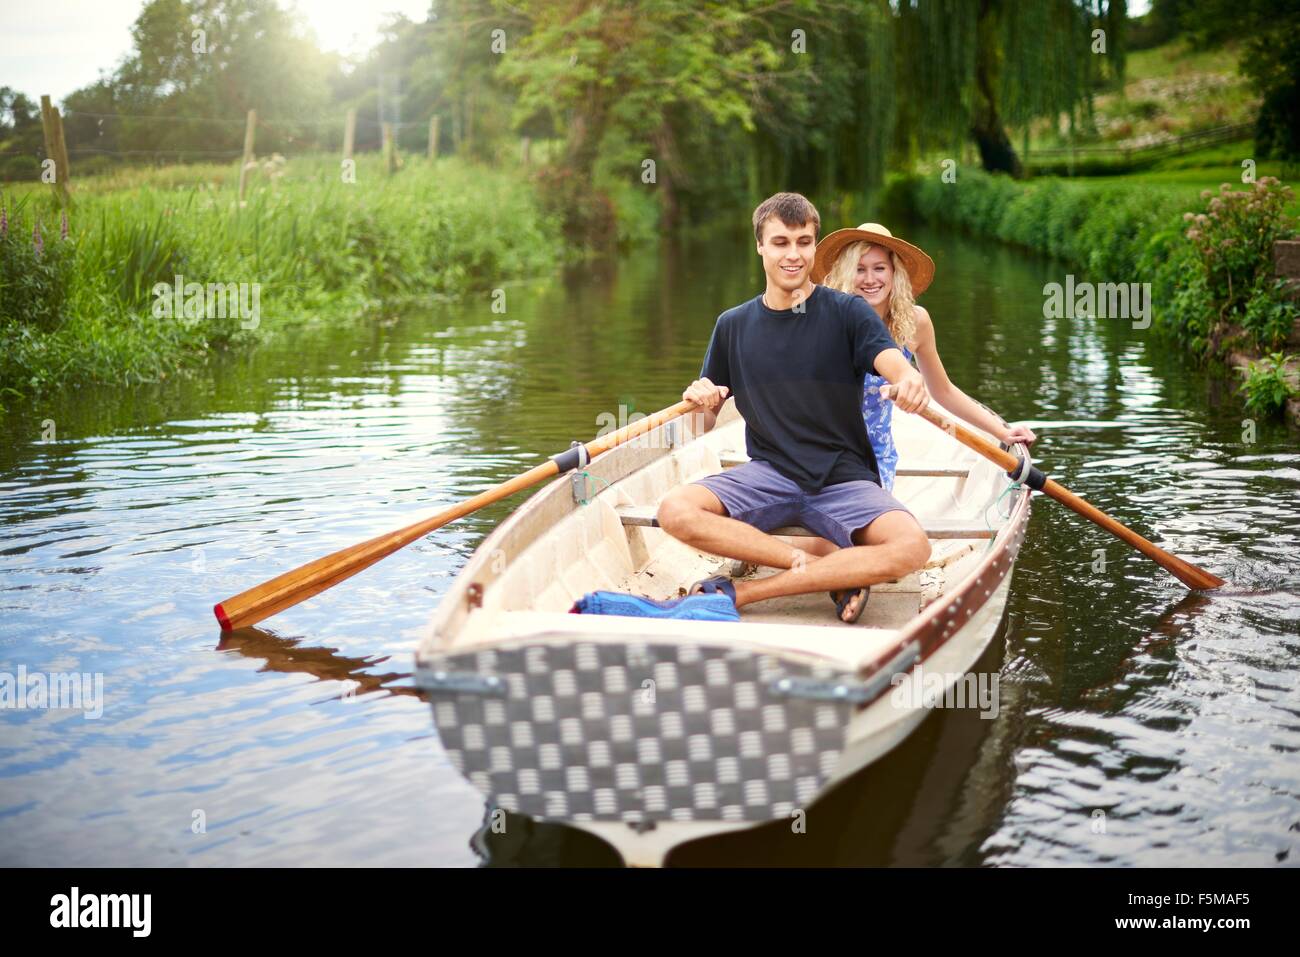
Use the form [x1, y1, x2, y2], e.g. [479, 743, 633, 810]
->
[878, 374, 929, 414]
[874, 349, 929, 414]
[683, 377, 729, 412]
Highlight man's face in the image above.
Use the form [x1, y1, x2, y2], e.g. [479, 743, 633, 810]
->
[756, 217, 816, 293]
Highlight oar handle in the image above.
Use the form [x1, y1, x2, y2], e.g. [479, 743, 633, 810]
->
[911, 404, 1225, 591]
[214, 398, 701, 631]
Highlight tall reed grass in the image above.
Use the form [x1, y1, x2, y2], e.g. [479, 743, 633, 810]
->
[1, 156, 563, 400]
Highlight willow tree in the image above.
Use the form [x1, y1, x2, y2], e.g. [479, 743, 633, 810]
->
[742, 0, 898, 199]
[897, 0, 1111, 176]
[496, 0, 804, 233]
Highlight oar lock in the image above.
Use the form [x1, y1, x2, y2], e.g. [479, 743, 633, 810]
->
[1006, 453, 1048, 491]
[550, 439, 591, 474]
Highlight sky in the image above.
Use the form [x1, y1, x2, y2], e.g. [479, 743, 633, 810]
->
[0, 0, 434, 103]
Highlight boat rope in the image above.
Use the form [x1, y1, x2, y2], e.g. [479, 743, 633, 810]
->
[574, 469, 612, 506]
[982, 479, 1022, 550]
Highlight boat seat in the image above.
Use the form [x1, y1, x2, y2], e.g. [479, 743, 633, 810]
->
[718, 452, 968, 479]
[615, 505, 996, 540]
[477, 609, 901, 671]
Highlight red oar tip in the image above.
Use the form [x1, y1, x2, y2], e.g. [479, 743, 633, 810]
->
[214, 603, 232, 631]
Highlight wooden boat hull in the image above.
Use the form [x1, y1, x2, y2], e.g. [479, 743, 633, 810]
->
[417, 401, 1031, 865]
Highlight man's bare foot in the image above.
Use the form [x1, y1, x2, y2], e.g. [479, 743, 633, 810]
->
[830, 587, 869, 623]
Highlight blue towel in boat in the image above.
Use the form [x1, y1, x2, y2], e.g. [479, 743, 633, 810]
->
[571, 590, 740, 622]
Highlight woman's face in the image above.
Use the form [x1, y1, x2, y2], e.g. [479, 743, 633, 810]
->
[853, 245, 893, 313]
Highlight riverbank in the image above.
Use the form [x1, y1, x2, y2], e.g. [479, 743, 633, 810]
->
[0, 156, 564, 407]
[886, 160, 1300, 425]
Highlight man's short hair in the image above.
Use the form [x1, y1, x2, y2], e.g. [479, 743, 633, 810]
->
[752, 192, 821, 243]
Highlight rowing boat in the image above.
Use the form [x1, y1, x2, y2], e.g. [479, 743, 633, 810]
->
[415, 399, 1032, 866]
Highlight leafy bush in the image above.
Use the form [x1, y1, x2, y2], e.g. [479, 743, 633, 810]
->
[1181, 177, 1297, 333]
[1241, 351, 1299, 417]
[1242, 278, 1300, 350]
[904, 168, 1297, 363]
[0, 202, 76, 331]
[532, 164, 617, 246]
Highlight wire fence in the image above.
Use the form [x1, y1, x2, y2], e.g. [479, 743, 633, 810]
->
[1, 105, 457, 181]
[1024, 121, 1254, 167]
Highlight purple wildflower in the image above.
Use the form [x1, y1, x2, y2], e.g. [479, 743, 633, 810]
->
[0, 203, 7, 238]
[33, 221, 43, 258]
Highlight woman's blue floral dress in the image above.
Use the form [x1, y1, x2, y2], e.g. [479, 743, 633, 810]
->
[862, 345, 913, 491]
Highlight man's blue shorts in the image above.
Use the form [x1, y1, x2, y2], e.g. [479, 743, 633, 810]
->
[691, 459, 913, 549]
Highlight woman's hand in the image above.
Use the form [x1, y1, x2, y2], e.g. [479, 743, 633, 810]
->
[1002, 423, 1037, 446]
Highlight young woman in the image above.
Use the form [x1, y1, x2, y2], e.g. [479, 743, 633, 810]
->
[812, 223, 1036, 490]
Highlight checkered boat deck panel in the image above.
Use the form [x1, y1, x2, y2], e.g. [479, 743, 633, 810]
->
[427, 640, 858, 824]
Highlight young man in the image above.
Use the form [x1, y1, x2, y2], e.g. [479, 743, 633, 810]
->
[657, 192, 933, 623]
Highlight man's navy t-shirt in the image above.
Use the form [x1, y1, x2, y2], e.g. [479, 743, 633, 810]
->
[699, 284, 899, 493]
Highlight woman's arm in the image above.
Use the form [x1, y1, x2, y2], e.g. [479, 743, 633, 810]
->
[910, 307, 1037, 445]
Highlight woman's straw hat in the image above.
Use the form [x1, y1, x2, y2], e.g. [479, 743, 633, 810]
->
[811, 222, 935, 295]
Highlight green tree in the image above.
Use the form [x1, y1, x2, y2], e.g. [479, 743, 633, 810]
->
[898, 0, 1116, 177]
[1184, 0, 1300, 163]
[63, 0, 339, 159]
[494, 0, 799, 232]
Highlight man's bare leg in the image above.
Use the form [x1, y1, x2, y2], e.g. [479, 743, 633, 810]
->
[656, 485, 807, 571]
[732, 510, 930, 617]
[656, 488, 930, 621]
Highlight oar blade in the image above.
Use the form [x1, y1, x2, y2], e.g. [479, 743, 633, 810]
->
[213, 400, 699, 631]
[914, 405, 1227, 592]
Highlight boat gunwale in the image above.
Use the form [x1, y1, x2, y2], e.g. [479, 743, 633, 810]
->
[857, 482, 1031, 684]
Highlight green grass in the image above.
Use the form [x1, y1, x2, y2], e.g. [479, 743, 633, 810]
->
[0, 155, 564, 401]
[1026, 36, 1256, 156]
[1125, 38, 1242, 82]
[1011, 138, 1299, 217]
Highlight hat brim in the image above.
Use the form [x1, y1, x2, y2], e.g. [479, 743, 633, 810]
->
[811, 227, 935, 295]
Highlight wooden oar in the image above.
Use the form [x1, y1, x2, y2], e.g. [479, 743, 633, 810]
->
[912, 405, 1225, 590]
[214, 399, 699, 631]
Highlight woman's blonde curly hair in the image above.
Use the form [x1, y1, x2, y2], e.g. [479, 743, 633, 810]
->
[822, 241, 917, 350]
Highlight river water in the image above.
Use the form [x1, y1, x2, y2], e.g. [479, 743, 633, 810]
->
[2, 224, 1297, 866]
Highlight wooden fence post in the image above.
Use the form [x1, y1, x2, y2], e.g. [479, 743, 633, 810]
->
[342, 108, 356, 164]
[464, 91, 475, 153]
[39, 95, 71, 204]
[383, 122, 400, 174]
[51, 107, 71, 203]
[238, 109, 257, 202]
[428, 116, 439, 159]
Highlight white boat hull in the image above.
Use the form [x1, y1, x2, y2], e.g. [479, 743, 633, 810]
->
[417, 400, 1032, 865]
